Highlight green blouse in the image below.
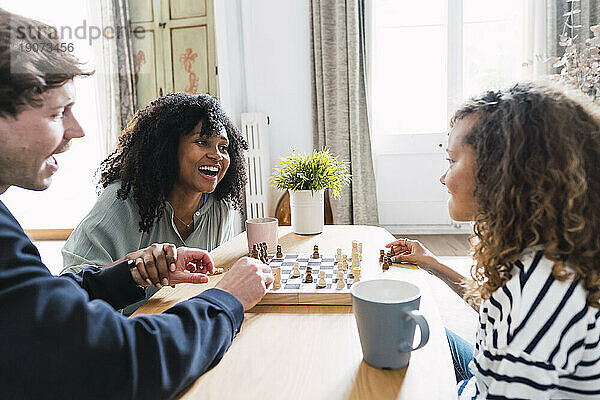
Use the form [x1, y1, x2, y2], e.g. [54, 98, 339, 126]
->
[61, 181, 235, 314]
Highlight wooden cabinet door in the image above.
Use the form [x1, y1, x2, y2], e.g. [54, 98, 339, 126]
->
[162, 0, 217, 97]
[128, 0, 217, 110]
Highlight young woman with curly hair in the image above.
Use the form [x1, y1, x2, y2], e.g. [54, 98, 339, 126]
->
[61, 93, 248, 314]
[386, 82, 600, 398]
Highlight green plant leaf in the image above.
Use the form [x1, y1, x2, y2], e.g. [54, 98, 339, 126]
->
[269, 149, 351, 198]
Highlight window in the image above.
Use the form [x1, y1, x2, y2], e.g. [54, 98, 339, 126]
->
[370, 0, 524, 138]
[2, 0, 106, 230]
[368, 0, 526, 230]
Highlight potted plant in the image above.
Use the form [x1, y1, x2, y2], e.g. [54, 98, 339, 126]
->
[271, 149, 351, 234]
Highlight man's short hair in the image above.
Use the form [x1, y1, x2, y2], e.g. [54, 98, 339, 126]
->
[0, 8, 92, 118]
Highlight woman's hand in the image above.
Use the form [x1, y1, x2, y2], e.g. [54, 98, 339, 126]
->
[385, 238, 439, 273]
[168, 247, 214, 285]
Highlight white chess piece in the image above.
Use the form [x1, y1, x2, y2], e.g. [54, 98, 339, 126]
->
[317, 270, 326, 288]
[358, 242, 363, 261]
[292, 262, 300, 278]
[342, 259, 348, 271]
[351, 254, 359, 268]
[335, 248, 342, 263]
[272, 267, 281, 290]
[336, 271, 345, 290]
[352, 267, 360, 282]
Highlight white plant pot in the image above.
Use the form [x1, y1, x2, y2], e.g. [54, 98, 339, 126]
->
[289, 189, 324, 235]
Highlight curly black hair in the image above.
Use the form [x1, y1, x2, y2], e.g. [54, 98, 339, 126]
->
[98, 93, 248, 232]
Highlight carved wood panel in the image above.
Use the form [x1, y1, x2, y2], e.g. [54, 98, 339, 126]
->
[170, 26, 210, 94]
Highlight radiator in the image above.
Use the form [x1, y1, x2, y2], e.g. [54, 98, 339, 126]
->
[241, 112, 270, 219]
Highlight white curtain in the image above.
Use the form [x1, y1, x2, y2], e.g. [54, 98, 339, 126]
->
[88, 0, 137, 155]
[522, 0, 549, 79]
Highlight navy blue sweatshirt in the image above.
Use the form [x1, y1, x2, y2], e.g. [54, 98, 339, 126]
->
[0, 200, 244, 399]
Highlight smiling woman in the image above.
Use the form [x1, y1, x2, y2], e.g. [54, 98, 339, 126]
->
[61, 93, 248, 315]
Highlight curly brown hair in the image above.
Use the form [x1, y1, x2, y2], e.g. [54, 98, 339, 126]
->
[451, 82, 600, 307]
[98, 93, 248, 232]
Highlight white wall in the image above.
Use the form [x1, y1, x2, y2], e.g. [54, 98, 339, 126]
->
[215, 0, 313, 217]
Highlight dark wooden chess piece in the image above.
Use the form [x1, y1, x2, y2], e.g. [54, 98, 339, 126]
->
[304, 266, 313, 283]
[312, 245, 319, 259]
[387, 245, 395, 258]
[276, 244, 283, 259]
[382, 255, 391, 271]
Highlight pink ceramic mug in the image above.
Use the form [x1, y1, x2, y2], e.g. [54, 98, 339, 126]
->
[245, 217, 278, 254]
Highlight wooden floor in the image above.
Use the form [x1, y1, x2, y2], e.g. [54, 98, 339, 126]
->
[393, 234, 471, 256]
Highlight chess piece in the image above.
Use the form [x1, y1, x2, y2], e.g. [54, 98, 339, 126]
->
[316, 270, 326, 288]
[251, 244, 259, 259]
[336, 271, 345, 290]
[342, 258, 348, 271]
[304, 266, 313, 283]
[351, 254, 359, 268]
[261, 242, 269, 263]
[382, 255, 390, 271]
[258, 242, 269, 264]
[292, 262, 301, 278]
[212, 267, 224, 275]
[352, 267, 361, 282]
[389, 245, 395, 258]
[272, 267, 281, 290]
[379, 249, 385, 263]
[335, 248, 342, 263]
[276, 244, 283, 259]
[312, 245, 320, 259]
[358, 242, 363, 261]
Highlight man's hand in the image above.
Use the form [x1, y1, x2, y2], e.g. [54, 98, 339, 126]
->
[215, 257, 273, 310]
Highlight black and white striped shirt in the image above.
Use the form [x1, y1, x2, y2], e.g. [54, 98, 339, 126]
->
[458, 247, 600, 399]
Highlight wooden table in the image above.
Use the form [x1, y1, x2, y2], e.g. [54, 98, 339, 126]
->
[134, 225, 456, 399]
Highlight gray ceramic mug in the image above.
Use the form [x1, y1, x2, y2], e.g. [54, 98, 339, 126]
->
[350, 279, 429, 369]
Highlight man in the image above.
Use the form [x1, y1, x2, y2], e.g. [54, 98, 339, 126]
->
[0, 9, 273, 399]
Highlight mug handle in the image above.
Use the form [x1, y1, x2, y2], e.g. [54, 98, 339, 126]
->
[398, 310, 430, 352]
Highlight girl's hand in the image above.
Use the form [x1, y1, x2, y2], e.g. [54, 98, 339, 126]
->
[384, 238, 439, 272]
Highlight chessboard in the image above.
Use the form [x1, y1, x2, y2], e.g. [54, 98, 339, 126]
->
[259, 253, 357, 306]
